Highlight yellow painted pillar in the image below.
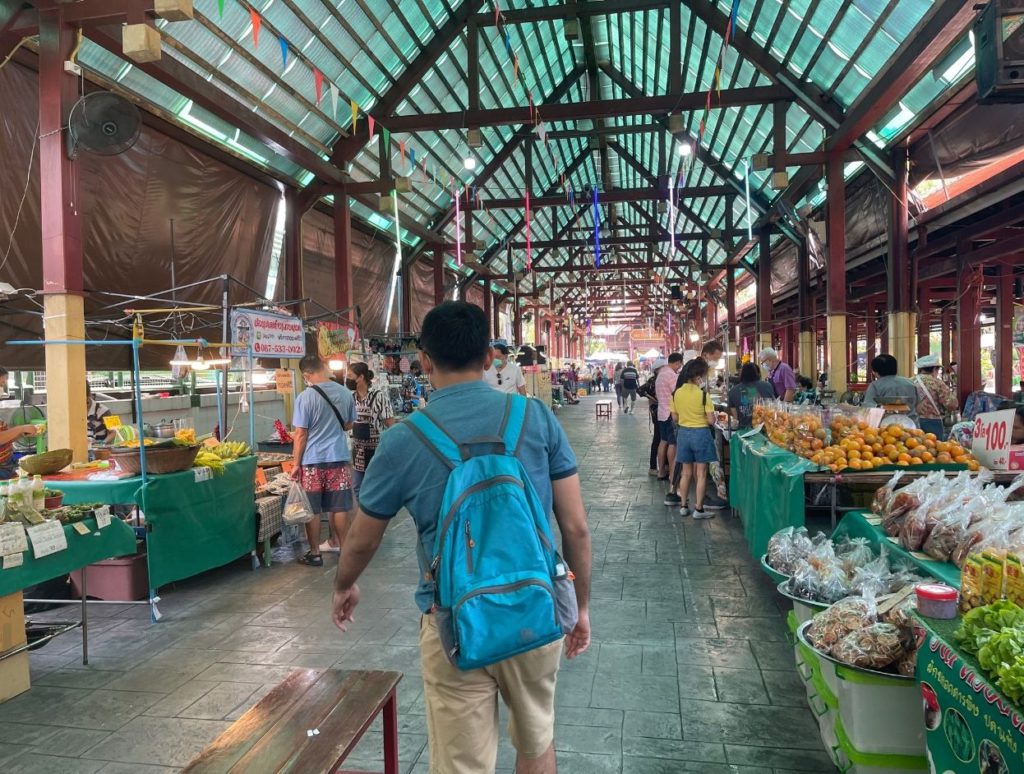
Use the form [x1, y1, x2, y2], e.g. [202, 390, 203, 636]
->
[827, 315, 847, 394]
[43, 293, 88, 461]
[758, 332, 773, 354]
[799, 331, 816, 380]
[887, 312, 917, 377]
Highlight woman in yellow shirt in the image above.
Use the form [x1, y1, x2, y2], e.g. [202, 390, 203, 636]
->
[670, 358, 717, 519]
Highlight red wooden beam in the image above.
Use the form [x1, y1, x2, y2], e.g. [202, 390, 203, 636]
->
[463, 185, 734, 210]
[335, 197, 353, 311]
[509, 231, 747, 249]
[6, 0, 160, 36]
[381, 86, 790, 132]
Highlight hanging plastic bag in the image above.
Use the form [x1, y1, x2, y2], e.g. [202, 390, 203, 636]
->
[171, 345, 191, 381]
[283, 481, 315, 525]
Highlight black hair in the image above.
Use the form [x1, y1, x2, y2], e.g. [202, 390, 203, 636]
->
[701, 340, 724, 357]
[349, 362, 374, 385]
[870, 354, 898, 377]
[668, 352, 683, 364]
[0, 368, 8, 377]
[493, 343, 510, 355]
[739, 363, 761, 384]
[679, 358, 709, 384]
[420, 301, 490, 371]
[798, 376, 814, 391]
[299, 354, 325, 374]
[918, 365, 940, 374]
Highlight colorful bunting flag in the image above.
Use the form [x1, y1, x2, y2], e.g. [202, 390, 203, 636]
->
[399, 141, 407, 163]
[513, 54, 520, 87]
[278, 35, 288, 68]
[350, 99, 359, 133]
[329, 83, 339, 119]
[494, 0, 500, 27]
[421, 156, 428, 181]
[504, 29, 512, 54]
[250, 9, 261, 48]
[313, 69, 324, 106]
[409, 147, 417, 169]
[382, 128, 390, 150]
[218, 0, 224, 17]
[367, 115, 375, 139]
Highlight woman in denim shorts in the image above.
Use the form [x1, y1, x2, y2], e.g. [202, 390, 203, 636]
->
[670, 359, 717, 519]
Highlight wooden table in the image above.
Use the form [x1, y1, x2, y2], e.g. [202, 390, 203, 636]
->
[184, 669, 402, 774]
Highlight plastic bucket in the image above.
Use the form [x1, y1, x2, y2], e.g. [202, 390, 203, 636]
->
[761, 554, 790, 584]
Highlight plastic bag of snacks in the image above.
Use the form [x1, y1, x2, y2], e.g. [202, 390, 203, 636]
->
[832, 623, 907, 670]
[849, 549, 891, 597]
[809, 595, 878, 652]
[836, 537, 875, 575]
[283, 481, 315, 525]
[872, 471, 905, 516]
[766, 526, 814, 575]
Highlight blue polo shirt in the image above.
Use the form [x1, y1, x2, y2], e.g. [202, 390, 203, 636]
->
[358, 380, 578, 612]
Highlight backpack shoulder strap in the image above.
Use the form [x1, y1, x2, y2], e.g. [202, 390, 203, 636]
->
[500, 394, 530, 456]
[405, 410, 459, 470]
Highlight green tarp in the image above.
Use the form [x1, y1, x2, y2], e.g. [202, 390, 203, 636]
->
[729, 431, 817, 559]
[916, 615, 1024, 772]
[0, 517, 136, 597]
[831, 511, 961, 588]
[50, 457, 257, 589]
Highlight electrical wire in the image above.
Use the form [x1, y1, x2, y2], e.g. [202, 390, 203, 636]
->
[0, 123, 39, 277]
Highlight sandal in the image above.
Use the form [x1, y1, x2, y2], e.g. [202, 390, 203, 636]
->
[298, 552, 323, 567]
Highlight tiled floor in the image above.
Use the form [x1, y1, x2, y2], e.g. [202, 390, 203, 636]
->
[0, 396, 836, 773]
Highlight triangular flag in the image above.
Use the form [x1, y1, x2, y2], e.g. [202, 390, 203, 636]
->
[329, 83, 339, 119]
[421, 156, 428, 182]
[350, 99, 359, 133]
[367, 115, 375, 139]
[399, 141, 406, 163]
[250, 9, 261, 48]
[714, 65, 721, 98]
[513, 54, 520, 87]
[218, 0, 224, 17]
[314, 69, 324, 106]
[494, 0, 500, 27]
[278, 36, 288, 68]
[382, 128, 390, 149]
[409, 147, 417, 169]
[504, 29, 512, 54]
[528, 91, 534, 123]
[536, 120, 547, 145]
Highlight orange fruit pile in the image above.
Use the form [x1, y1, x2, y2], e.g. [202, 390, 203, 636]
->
[804, 423, 979, 473]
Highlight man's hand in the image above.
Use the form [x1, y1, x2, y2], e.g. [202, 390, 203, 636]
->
[289, 465, 302, 481]
[332, 584, 361, 633]
[564, 610, 590, 659]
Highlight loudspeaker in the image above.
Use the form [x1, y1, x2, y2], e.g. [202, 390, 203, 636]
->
[669, 285, 683, 300]
[975, 1, 1024, 103]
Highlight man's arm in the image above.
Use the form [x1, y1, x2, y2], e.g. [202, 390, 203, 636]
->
[290, 427, 307, 476]
[552, 474, 591, 659]
[862, 383, 878, 408]
[332, 511, 389, 631]
[0, 426, 34, 446]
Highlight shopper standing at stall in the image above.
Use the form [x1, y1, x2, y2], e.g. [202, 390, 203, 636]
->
[347, 362, 397, 503]
[0, 420, 40, 480]
[670, 358, 717, 519]
[332, 301, 592, 774]
[759, 347, 798, 402]
[914, 355, 958, 439]
[656, 353, 684, 496]
[729, 363, 776, 428]
[290, 355, 357, 567]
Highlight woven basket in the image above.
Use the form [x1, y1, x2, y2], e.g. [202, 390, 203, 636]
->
[111, 445, 200, 475]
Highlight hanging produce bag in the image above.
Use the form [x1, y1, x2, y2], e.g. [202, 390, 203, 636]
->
[283, 481, 315, 525]
[171, 345, 191, 381]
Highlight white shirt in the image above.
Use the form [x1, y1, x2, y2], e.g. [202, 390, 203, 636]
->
[483, 362, 526, 394]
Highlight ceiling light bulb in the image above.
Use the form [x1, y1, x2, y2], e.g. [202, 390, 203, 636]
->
[463, 157, 477, 170]
[678, 143, 692, 157]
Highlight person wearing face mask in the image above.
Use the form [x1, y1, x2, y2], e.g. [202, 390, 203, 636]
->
[347, 362, 398, 504]
[483, 343, 527, 395]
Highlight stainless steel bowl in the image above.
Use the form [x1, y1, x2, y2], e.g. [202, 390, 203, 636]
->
[153, 422, 176, 438]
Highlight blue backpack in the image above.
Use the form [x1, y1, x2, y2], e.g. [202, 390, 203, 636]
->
[405, 394, 575, 670]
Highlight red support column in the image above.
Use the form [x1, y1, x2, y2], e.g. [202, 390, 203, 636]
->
[492, 294, 501, 339]
[284, 190, 303, 305]
[514, 305, 523, 344]
[917, 282, 930, 357]
[957, 258, 982, 407]
[941, 307, 953, 370]
[866, 302, 877, 381]
[432, 247, 444, 306]
[996, 263, 1015, 397]
[400, 269, 412, 337]
[334, 196, 353, 311]
[482, 284, 492, 326]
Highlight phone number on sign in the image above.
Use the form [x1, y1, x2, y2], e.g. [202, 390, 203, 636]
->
[254, 343, 305, 355]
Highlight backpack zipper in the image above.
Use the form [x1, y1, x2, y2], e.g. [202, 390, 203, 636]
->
[465, 521, 474, 574]
[437, 475, 522, 559]
[454, 577, 554, 616]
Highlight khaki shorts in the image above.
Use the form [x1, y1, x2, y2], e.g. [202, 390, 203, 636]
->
[419, 614, 562, 773]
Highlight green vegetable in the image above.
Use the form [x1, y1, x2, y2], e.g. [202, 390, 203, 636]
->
[955, 601, 1024, 655]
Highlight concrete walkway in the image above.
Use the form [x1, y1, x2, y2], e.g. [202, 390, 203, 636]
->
[0, 395, 835, 773]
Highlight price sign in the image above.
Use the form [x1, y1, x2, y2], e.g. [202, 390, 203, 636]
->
[255, 468, 267, 487]
[72, 522, 91, 536]
[0, 523, 28, 555]
[972, 409, 1017, 470]
[3, 553, 23, 569]
[27, 520, 68, 559]
[94, 505, 111, 529]
[103, 415, 122, 430]
[281, 460, 295, 476]
[194, 466, 213, 483]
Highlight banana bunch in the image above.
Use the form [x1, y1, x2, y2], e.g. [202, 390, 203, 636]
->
[193, 450, 226, 475]
[174, 428, 197, 446]
[211, 441, 251, 460]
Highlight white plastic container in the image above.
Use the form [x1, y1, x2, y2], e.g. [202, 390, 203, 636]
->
[833, 662, 924, 757]
[796, 620, 841, 706]
[831, 715, 928, 773]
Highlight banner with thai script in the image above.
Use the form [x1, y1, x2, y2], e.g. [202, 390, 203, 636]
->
[316, 321, 359, 360]
[231, 309, 306, 358]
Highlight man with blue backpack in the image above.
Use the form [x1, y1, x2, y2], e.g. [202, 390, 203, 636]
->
[332, 301, 592, 774]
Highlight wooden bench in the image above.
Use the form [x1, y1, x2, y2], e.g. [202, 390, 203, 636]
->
[595, 400, 613, 419]
[183, 669, 402, 774]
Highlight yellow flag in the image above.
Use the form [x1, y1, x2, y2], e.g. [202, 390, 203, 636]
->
[350, 99, 359, 133]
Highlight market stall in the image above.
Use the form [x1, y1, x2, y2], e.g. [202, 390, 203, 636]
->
[48, 456, 257, 593]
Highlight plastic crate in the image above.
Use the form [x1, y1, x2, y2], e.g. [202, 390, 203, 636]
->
[829, 714, 928, 773]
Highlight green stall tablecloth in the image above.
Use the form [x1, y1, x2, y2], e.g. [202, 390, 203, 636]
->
[49, 457, 257, 590]
[729, 431, 817, 559]
[831, 511, 961, 589]
[915, 614, 1024, 772]
[0, 517, 136, 597]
